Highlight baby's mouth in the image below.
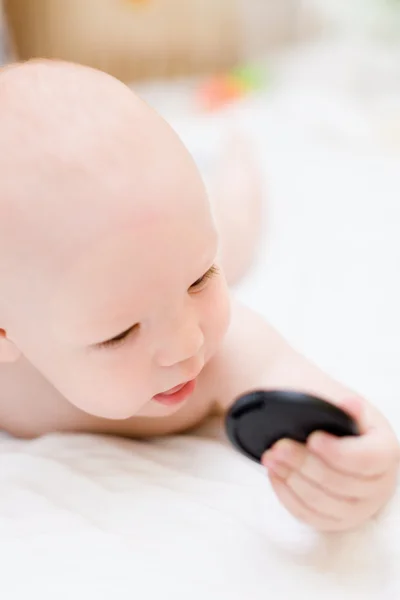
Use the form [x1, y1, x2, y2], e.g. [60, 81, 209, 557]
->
[152, 379, 196, 406]
[161, 383, 187, 395]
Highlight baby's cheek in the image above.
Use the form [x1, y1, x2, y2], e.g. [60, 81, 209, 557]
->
[203, 282, 231, 356]
[63, 353, 152, 419]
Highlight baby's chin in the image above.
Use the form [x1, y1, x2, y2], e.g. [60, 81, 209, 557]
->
[135, 399, 186, 418]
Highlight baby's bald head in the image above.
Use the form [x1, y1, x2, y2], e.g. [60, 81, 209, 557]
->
[0, 61, 227, 423]
[0, 60, 206, 325]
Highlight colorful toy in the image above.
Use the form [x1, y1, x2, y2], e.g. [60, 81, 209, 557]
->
[197, 64, 266, 112]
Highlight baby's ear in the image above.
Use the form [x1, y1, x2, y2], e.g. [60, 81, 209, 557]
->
[0, 329, 21, 362]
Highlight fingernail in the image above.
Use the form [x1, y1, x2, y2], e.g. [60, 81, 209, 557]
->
[265, 460, 281, 476]
[262, 451, 273, 466]
[262, 451, 277, 470]
[264, 460, 276, 472]
[309, 432, 324, 451]
[273, 440, 292, 461]
[266, 460, 289, 480]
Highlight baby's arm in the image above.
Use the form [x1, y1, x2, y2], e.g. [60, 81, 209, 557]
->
[209, 300, 399, 531]
[211, 300, 352, 408]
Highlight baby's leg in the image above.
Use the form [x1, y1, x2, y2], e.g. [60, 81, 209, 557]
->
[209, 133, 264, 286]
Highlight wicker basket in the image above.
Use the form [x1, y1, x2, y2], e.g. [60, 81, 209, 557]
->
[0, 1, 14, 64]
[4, 0, 311, 82]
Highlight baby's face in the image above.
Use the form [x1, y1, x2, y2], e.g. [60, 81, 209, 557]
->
[0, 61, 231, 419]
[38, 193, 229, 420]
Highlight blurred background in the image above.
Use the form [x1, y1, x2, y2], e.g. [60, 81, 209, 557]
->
[1, 2, 400, 153]
[1, 1, 399, 159]
[2, 1, 315, 80]
[1, 1, 400, 422]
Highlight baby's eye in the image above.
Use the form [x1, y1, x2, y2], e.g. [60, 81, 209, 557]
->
[189, 265, 219, 293]
[97, 323, 140, 350]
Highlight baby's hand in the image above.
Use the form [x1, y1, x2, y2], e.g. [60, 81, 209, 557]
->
[262, 398, 400, 532]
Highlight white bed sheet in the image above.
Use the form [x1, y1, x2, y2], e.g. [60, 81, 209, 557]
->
[1, 45, 400, 599]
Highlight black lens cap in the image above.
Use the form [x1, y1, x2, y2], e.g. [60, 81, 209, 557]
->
[225, 389, 359, 463]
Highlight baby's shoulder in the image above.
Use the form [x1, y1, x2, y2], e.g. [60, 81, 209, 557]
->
[201, 299, 282, 412]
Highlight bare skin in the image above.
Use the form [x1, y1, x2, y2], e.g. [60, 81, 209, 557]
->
[209, 133, 264, 286]
[0, 60, 398, 532]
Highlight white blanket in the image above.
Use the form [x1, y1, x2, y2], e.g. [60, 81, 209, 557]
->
[1, 422, 399, 600]
[2, 44, 400, 599]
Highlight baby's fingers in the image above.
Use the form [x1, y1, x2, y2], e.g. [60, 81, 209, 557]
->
[308, 396, 400, 477]
[308, 429, 398, 478]
[263, 440, 381, 499]
[269, 474, 343, 532]
[272, 461, 356, 514]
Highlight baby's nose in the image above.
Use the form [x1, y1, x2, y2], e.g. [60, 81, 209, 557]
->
[156, 319, 204, 368]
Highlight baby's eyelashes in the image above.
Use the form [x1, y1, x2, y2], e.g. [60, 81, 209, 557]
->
[95, 323, 140, 350]
[189, 265, 219, 293]
[87, 265, 219, 351]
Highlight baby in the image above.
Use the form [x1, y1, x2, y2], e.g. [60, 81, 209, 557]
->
[0, 60, 398, 533]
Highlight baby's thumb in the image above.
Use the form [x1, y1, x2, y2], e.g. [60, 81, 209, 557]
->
[338, 396, 367, 434]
